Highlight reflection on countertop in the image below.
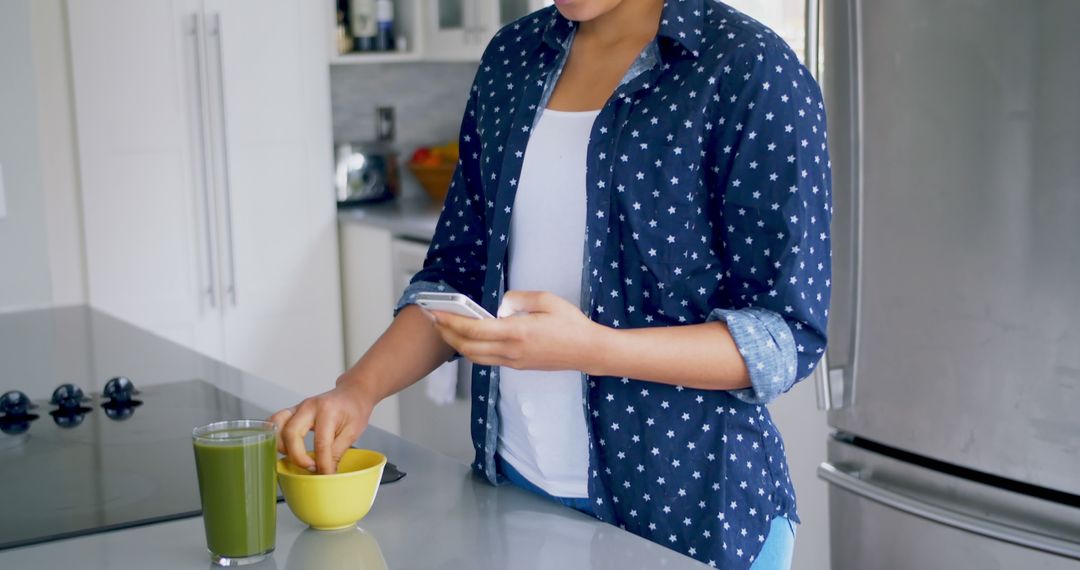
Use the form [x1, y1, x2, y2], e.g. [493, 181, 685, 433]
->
[286, 527, 387, 570]
[337, 196, 443, 242]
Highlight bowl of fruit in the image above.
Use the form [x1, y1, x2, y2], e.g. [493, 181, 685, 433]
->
[407, 142, 459, 203]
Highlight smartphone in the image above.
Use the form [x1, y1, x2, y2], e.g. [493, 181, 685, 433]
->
[415, 292, 495, 320]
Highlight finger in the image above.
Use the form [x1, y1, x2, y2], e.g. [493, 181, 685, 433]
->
[268, 407, 295, 453]
[498, 290, 557, 317]
[330, 421, 363, 475]
[434, 324, 509, 357]
[457, 339, 517, 361]
[314, 411, 340, 475]
[434, 311, 514, 341]
[469, 354, 511, 368]
[282, 403, 316, 471]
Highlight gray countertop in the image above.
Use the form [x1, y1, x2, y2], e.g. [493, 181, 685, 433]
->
[338, 196, 443, 242]
[0, 306, 706, 569]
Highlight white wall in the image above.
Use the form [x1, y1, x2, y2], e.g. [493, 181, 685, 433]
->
[0, 0, 87, 311]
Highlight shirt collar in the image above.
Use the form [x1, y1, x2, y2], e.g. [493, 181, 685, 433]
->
[541, 0, 704, 59]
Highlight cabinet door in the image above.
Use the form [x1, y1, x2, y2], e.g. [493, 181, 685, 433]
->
[423, 0, 481, 60]
[469, 0, 552, 58]
[391, 237, 475, 463]
[204, 0, 344, 395]
[68, 0, 224, 359]
[491, 0, 545, 28]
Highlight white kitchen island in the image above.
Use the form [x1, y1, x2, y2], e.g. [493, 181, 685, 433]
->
[0, 306, 706, 569]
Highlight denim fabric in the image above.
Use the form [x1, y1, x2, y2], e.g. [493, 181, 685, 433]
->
[497, 454, 596, 517]
[749, 517, 797, 570]
[388, 2, 831, 566]
[709, 307, 800, 405]
[393, 280, 457, 317]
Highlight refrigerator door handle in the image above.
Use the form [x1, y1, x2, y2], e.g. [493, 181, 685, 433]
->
[803, 0, 820, 78]
[818, 462, 1080, 559]
[813, 352, 832, 410]
[808, 0, 837, 411]
[823, 0, 864, 410]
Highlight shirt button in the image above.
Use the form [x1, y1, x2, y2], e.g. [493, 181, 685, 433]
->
[527, 422, 540, 437]
[521, 401, 535, 418]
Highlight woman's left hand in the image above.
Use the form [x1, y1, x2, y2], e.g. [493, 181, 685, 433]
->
[429, 290, 606, 372]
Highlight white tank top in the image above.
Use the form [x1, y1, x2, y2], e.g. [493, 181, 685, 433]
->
[497, 108, 599, 498]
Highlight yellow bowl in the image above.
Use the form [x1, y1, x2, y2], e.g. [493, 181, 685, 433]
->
[276, 448, 387, 530]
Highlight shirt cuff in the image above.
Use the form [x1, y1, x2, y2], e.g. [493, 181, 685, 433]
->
[708, 307, 798, 405]
[393, 280, 461, 317]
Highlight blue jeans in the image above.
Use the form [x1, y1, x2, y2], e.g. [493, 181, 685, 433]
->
[496, 454, 595, 516]
[749, 516, 797, 570]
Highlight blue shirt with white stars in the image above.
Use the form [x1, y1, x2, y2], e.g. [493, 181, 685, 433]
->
[395, 1, 831, 567]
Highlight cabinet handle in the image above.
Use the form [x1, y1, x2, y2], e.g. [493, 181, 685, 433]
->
[464, 0, 484, 40]
[190, 13, 218, 310]
[210, 13, 238, 307]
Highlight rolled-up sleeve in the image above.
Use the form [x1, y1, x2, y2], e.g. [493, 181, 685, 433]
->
[708, 307, 798, 405]
[707, 43, 833, 403]
[393, 76, 488, 317]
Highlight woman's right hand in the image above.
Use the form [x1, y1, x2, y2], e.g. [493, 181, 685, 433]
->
[268, 382, 376, 475]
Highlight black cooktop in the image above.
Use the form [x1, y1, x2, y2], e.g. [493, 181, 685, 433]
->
[0, 378, 274, 550]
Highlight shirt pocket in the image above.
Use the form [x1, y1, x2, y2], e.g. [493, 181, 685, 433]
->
[620, 148, 700, 272]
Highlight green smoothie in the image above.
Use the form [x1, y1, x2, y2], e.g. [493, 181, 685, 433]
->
[192, 422, 277, 562]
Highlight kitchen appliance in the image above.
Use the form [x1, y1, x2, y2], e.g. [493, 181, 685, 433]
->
[336, 107, 400, 205]
[0, 306, 406, 551]
[807, 0, 1080, 567]
[0, 378, 274, 550]
[335, 142, 400, 205]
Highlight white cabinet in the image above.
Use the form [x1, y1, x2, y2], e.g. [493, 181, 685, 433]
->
[390, 235, 474, 463]
[339, 222, 399, 433]
[421, 0, 477, 61]
[68, 0, 224, 359]
[328, 0, 553, 65]
[422, 0, 551, 61]
[339, 224, 475, 463]
[68, 0, 344, 396]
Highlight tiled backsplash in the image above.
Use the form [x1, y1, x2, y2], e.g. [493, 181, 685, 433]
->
[330, 62, 479, 199]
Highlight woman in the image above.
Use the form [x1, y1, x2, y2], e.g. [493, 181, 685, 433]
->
[271, 0, 830, 568]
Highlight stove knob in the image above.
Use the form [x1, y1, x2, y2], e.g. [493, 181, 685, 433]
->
[50, 384, 88, 410]
[104, 404, 136, 421]
[51, 410, 87, 429]
[0, 391, 33, 416]
[103, 377, 138, 403]
[0, 418, 33, 435]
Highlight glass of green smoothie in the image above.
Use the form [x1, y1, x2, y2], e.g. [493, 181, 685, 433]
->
[192, 420, 277, 566]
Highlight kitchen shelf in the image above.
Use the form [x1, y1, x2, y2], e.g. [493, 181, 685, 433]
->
[330, 51, 423, 65]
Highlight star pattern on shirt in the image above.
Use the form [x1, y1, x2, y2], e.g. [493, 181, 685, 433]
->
[402, 2, 831, 568]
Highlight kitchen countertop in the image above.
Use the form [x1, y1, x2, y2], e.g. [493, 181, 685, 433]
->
[338, 195, 443, 242]
[0, 306, 706, 569]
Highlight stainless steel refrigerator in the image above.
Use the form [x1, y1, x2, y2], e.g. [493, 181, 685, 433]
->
[807, 0, 1080, 567]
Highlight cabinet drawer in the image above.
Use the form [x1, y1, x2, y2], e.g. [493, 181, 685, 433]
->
[391, 237, 432, 293]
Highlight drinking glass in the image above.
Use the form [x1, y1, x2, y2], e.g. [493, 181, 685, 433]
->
[192, 420, 277, 566]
